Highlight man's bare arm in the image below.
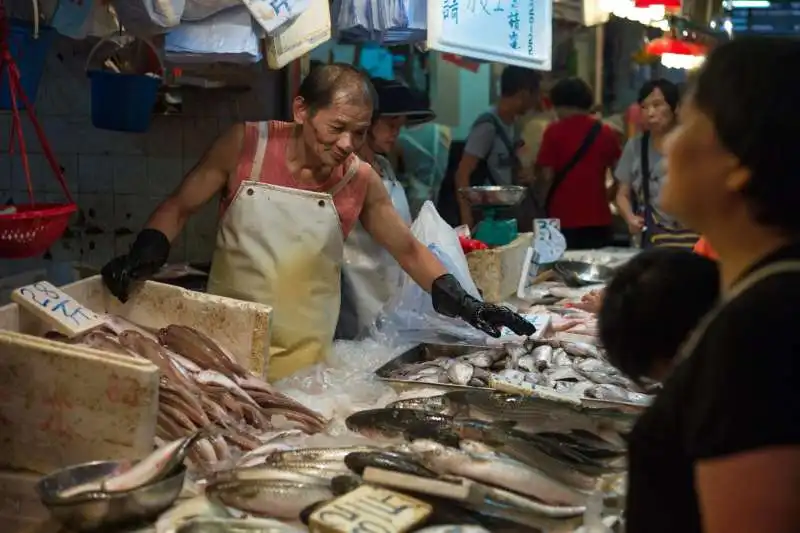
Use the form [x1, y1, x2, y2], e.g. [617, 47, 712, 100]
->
[360, 169, 446, 291]
[146, 124, 245, 241]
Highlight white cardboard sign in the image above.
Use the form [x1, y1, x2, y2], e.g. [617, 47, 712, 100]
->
[12, 281, 105, 338]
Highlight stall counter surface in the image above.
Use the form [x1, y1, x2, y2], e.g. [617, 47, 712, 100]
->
[13, 250, 634, 533]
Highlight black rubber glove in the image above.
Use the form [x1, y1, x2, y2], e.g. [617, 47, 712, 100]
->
[431, 273, 537, 338]
[101, 228, 171, 302]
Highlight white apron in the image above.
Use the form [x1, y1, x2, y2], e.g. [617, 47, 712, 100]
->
[338, 155, 411, 339]
[207, 122, 360, 381]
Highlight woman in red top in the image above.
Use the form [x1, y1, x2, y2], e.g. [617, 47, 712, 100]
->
[535, 77, 622, 249]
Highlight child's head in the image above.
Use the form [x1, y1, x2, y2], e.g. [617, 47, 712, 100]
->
[598, 248, 719, 383]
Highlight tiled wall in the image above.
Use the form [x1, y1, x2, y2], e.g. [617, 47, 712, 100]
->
[0, 37, 282, 278]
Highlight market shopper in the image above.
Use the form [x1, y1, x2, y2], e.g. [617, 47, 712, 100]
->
[101, 64, 536, 381]
[597, 248, 719, 383]
[454, 65, 542, 228]
[615, 79, 698, 248]
[337, 78, 434, 340]
[625, 37, 800, 533]
[534, 77, 621, 249]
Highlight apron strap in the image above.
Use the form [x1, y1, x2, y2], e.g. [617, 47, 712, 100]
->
[676, 260, 800, 364]
[251, 121, 269, 179]
[328, 159, 360, 197]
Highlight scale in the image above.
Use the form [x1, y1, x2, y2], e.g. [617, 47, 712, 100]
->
[459, 186, 528, 247]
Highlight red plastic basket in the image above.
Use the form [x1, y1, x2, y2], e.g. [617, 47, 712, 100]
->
[0, 203, 77, 258]
[0, 2, 77, 259]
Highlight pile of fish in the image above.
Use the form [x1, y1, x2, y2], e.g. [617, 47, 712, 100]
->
[187, 392, 627, 531]
[384, 338, 652, 407]
[46, 316, 327, 468]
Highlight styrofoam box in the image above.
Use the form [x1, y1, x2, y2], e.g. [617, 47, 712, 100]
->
[0, 275, 272, 475]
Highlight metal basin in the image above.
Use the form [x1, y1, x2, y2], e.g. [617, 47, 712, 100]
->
[459, 186, 528, 207]
[553, 260, 614, 287]
[36, 460, 186, 532]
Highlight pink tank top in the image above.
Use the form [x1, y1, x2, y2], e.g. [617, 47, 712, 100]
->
[223, 121, 371, 238]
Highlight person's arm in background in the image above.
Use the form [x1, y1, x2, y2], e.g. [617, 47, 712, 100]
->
[360, 168, 536, 338]
[455, 122, 495, 227]
[533, 123, 557, 187]
[603, 125, 623, 203]
[102, 124, 244, 301]
[613, 138, 644, 235]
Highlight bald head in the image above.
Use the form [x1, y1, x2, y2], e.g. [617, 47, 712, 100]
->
[297, 63, 374, 115]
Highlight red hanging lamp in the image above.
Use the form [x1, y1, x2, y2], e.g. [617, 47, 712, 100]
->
[0, 0, 77, 258]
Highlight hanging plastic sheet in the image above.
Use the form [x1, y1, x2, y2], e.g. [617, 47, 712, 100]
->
[165, 6, 263, 64]
[110, 0, 184, 35]
[367, 202, 492, 348]
[182, 0, 241, 22]
[51, 0, 120, 39]
[378, 0, 426, 44]
[242, 0, 311, 34]
[332, 0, 374, 42]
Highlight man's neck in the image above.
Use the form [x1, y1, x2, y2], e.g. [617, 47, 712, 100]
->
[706, 215, 793, 289]
[286, 126, 332, 181]
[496, 99, 518, 124]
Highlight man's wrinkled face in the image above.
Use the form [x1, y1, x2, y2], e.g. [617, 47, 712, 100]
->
[369, 116, 407, 154]
[293, 92, 372, 166]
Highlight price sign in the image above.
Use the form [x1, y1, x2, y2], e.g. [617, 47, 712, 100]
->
[12, 281, 105, 338]
[309, 485, 432, 533]
[427, 0, 553, 70]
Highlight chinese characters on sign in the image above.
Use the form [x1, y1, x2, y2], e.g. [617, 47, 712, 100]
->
[443, 0, 459, 23]
[509, 0, 521, 49]
[527, 0, 536, 56]
[270, 0, 290, 13]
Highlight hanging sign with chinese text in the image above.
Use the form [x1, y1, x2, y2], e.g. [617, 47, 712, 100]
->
[427, 0, 553, 71]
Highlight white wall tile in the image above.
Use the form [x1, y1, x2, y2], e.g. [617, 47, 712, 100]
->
[78, 154, 114, 193]
[146, 156, 183, 197]
[113, 156, 148, 194]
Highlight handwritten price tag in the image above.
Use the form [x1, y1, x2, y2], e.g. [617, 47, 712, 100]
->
[12, 281, 105, 338]
[309, 485, 431, 533]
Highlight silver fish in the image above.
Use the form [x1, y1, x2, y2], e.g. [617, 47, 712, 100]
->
[553, 348, 572, 367]
[517, 354, 536, 372]
[447, 361, 474, 385]
[493, 369, 526, 384]
[459, 350, 494, 368]
[562, 342, 602, 359]
[532, 345, 554, 371]
[387, 395, 449, 413]
[408, 439, 587, 506]
[176, 517, 301, 532]
[206, 479, 333, 519]
[206, 466, 328, 485]
[575, 358, 616, 375]
[415, 527, 490, 533]
[523, 372, 542, 385]
[59, 430, 206, 499]
[266, 446, 381, 465]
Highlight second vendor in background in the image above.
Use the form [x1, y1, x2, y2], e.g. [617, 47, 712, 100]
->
[101, 64, 536, 381]
[337, 78, 434, 340]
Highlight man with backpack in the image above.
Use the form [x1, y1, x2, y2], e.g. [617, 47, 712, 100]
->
[453, 66, 542, 228]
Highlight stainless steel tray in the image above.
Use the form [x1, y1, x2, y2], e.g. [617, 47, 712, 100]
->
[374, 343, 494, 392]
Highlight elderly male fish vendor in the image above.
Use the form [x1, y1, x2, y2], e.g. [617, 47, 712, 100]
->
[101, 64, 536, 381]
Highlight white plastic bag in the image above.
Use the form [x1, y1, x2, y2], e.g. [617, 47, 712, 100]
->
[368, 201, 490, 347]
[165, 7, 262, 64]
[111, 0, 184, 35]
[533, 218, 567, 264]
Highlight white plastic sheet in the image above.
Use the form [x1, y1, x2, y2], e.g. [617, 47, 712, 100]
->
[333, 0, 426, 43]
[111, 0, 184, 35]
[165, 6, 262, 64]
[367, 201, 492, 348]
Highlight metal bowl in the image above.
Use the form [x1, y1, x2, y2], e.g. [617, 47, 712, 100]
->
[458, 186, 528, 207]
[36, 460, 186, 532]
[553, 260, 614, 287]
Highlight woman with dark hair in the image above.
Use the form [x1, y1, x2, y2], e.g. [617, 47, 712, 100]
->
[534, 76, 622, 249]
[625, 37, 800, 533]
[615, 79, 698, 248]
[100, 64, 535, 380]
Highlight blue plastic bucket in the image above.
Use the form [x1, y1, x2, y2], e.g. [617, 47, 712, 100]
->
[0, 21, 56, 110]
[88, 71, 161, 133]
